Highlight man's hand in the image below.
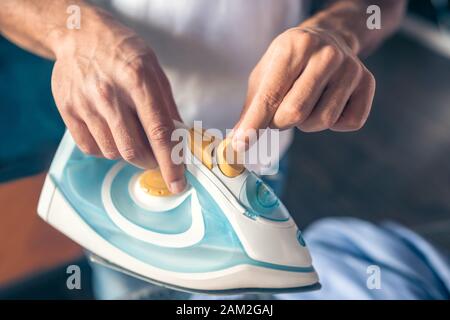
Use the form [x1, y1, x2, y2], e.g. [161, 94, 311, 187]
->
[237, 27, 375, 137]
[0, 1, 187, 193]
[233, 0, 406, 149]
[51, 11, 186, 193]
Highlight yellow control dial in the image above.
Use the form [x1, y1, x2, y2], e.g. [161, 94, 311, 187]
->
[138, 169, 172, 196]
[217, 138, 245, 178]
[188, 128, 215, 170]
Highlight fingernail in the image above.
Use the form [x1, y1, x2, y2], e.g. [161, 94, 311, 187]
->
[169, 177, 187, 194]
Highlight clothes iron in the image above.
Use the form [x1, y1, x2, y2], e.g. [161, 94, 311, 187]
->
[37, 121, 320, 294]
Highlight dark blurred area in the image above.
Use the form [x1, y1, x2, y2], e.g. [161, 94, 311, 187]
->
[0, 0, 449, 299]
[409, 0, 450, 25]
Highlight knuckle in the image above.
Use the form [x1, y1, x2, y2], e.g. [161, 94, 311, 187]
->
[270, 34, 295, 59]
[321, 45, 343, 63]
[106, 111, 125, 128]
[297, 122, 316, 133]
[299, 31, 319, 47]
[127, 56, 146, 72]
[300, 113, 336, 132]
[283, 27, 300, 36]
[272, 33, 287, 48]
[345, 117, 366, 131]
[345, 58, 363, 76]
[285, 107, 306, 125]
[148, 125, 172, 144]
[58, 102, 74, 114]
[307, 119, 332, 132]
[82, 109, 102, 122]
[259, 91, 284, 111]
[275, 30, 295, 46]
[96, 137, 119, 159]
[79, 143, 97, 155]
[94, 80, 114, 102]
[319, 112, 338, 128]
[120, 147, 140, 162]
[285, 27, 312, 41]
[102, 150, 120, 160]
[58, 102, 79, 118]
[318, 107, 338, 129]
[363, 69, 376, 87]
[122, 60, 146, 86]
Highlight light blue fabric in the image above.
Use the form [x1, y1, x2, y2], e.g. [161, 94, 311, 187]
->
[190, 218, 450, 300]
[274, 218, 450, 300]
[93, 216, 450, 300]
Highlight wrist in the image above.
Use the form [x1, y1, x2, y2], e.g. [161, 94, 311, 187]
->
[298, 0, 367, 55]
[297, 24, 361, 55]
[47, 6, 118, 59]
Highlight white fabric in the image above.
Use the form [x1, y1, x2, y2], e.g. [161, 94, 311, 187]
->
[92, 0, 310, 163]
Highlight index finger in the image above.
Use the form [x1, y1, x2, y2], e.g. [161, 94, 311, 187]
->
[130, 72, 186, 194]
[233, 46, 303, 150]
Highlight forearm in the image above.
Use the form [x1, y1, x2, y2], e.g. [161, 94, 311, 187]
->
[0, 0, 110, 59]
[300, 0, 407, 55]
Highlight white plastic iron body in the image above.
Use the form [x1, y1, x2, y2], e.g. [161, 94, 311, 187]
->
[37, 123, 319, 294]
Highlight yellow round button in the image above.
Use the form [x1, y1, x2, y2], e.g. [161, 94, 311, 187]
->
[217, 139, 245, 178]
[138, 169, 172, 196]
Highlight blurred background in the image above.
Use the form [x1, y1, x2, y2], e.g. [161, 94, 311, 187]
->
[0, 0, 449, 299]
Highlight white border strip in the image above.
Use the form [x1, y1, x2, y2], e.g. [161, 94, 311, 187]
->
[102, 162, 205, 248]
